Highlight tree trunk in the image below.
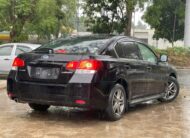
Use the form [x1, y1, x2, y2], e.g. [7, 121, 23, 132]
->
[55, 19, 61, 39]
[125, 10, 133, 36]
[10, 20, 25, 42]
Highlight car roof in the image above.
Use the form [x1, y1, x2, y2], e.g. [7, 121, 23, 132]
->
[62, 35, 146, 45]
[0, 43, 41, 47]
[1, 42, 40, 45]
[109, 35, 146, 44]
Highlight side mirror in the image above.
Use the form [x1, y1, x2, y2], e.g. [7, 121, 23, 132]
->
[160, 55, 168, 62]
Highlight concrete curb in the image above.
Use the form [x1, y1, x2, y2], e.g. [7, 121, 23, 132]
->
[176, 67, 190, 70]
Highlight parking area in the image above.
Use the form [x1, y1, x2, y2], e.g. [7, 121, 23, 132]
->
[0, 69, 190, 138]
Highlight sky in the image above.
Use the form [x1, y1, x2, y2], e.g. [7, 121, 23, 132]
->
[132, 3, 149, 27]
[133, 10, 147, 26]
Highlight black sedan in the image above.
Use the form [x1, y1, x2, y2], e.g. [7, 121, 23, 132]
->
[7, 35, 180, 121]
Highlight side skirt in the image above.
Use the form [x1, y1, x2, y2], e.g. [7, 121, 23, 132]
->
[129, 93, 165, 106]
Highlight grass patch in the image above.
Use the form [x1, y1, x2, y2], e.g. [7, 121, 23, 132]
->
[153, 47, 190, 67]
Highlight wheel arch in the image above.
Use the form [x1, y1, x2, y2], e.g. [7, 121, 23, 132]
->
[169, 73, 177, 79]
[116, 78, 129, 100]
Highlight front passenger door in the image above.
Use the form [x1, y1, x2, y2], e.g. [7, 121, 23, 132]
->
[137, 43, 165, 96]
[0, 45, 14, 74]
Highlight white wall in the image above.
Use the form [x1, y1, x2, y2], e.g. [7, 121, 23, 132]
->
[184, 0, 190, 47]
[132, 29, 184, 49]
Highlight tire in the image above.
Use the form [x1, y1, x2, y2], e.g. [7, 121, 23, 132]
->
[158, 76, 180, 102]
[105, 84, 127, 121]
[29, 103, 50, 112]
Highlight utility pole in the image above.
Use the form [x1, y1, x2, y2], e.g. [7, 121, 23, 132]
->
[76, 0, 80, 34]
[184, 0, 190, 47]
[133, 11, 136, 37]
[172, 13, 177, 47]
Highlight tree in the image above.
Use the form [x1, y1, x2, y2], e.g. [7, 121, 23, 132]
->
[27, 0, 76, 41]
[0, 0, 37, 42]
[54, 0, 76, 38]
[83, 0, 148, 36]
[144, 0, 185, 46]
[0, 0, 76, 42]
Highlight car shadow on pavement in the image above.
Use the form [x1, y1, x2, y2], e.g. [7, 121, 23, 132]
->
[27, 107, 107, 122]
[25, 100, 168, 122]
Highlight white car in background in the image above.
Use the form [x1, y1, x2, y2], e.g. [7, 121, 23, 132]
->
[0, 43, 40, 75]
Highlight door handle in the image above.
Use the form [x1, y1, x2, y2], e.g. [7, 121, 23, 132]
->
[4, 58, 10, 61]
[146, 67, 152, 71]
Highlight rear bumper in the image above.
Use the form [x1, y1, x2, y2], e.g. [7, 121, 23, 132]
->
[7, 71, 108, 110]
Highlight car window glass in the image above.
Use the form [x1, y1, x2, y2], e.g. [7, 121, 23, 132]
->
[104, 48, 117, 57]
[36, 36, 111, 55]
[0, 45, 13, 56]
[16, 45, 32, 55]
[115, 42, 140, 59]
[138, 43, 157, 64]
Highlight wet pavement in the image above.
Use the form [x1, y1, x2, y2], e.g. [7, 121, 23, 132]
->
[0, 69, 190, 138]
[0, 80, 6, 90]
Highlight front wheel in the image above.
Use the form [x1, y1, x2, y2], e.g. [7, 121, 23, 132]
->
[106, 84, 127, 121]
[29, 103, 50, 112]
[158, 76, 180, 102]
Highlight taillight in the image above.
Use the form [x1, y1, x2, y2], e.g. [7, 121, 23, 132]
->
[66, 61, 79, 70]
[12, 57, 25, 67]
[75, 100, 86, 105]
[78, 60, 102, 70]
[66, 59, 102, 71]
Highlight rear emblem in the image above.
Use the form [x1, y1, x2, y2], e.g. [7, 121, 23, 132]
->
[42, 55, 49, 59]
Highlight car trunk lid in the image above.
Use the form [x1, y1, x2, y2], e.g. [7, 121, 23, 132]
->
[17, 53, 89, 84]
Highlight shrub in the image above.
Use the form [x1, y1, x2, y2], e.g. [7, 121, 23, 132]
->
[153, 46, 190, 67]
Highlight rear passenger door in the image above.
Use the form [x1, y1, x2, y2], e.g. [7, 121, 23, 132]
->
[115, 41, 149, 99]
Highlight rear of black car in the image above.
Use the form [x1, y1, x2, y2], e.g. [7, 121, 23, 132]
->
[7, 36, 113, 110]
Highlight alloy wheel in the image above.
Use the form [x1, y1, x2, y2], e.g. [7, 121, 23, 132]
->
[112, 89, 125, 116]
[163, 81, 178, 101]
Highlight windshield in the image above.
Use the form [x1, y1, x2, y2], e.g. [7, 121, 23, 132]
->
[35, 36, 110, 55]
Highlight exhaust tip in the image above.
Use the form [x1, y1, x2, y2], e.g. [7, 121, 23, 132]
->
[14, 98, 19, 103]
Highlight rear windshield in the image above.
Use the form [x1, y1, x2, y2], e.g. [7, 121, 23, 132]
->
[35, 36, 110, 55]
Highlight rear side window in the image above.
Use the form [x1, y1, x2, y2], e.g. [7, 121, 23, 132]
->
[115, 42, 140, 59]
[0, 46, 13, 56]
[16, 45, 32, 55]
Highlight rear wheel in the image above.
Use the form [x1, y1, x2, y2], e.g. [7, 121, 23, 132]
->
[106, 84, 127, 121]
[29, 103, 50, 111]
[158, 76, 179, 102]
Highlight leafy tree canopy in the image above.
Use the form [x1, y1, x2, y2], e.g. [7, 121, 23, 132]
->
[144, 0, 185, 43]
[83, 0, 148, 35]
[0, 0, 76, 42]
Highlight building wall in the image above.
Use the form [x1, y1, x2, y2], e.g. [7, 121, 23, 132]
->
[132, 29, 184, 49]
[184, 0, 190, 47]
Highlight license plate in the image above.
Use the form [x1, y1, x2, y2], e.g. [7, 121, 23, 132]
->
[29, 67, 60, 79]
